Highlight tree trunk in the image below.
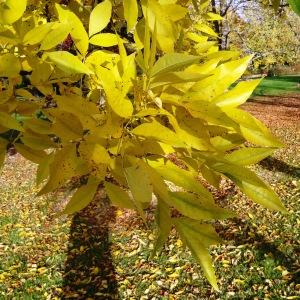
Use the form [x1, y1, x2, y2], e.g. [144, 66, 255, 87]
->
[211, 0, 223, 50]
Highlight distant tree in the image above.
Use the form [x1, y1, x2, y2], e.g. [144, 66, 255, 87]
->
[210, 0, 298, 51]
[229, 7, 300, 73]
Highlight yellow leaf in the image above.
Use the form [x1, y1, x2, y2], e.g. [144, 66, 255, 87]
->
[0, 137, 7, 169]
[79, 142, 111, 165]
[38, 146, 89, 195]
[0, 54, 21, 78]
[46, 51, 93, 75]
[174, 218, 220, 291]
[224, 147, 276, 166]
[104, 181, 135, 209]
[123, 0, 138, 32]
[63, 176, 99, 214]
[0, 0, 27, 25]
[152, 199, 172, 256]
[148, 158, 213, 203]
[23, 118, 52, 135]
[40, 22, 69, 50]
[132, 120, 184, 147]
[150, 53, 199, 77]
[21, 133, 56, 151]
[211, 162, 287, 213]
[89, 33, 118, 47]
[213, 79, 262, 108]
[56, 4, 89, 56]
[224, 107, 283, 147]
[54, 95, 99, 130]
[89, 0, 112, 37]
[169, 192, 235, 220]
[205, 12, 223, 21]
[36, 153, 54, 186]
[23, 22, 54, 45]
[169, 271, 180, 278]
[50, 110, 83, 141]
[124, 163, 152, 203]
[15, 144, 47, 164]
[0, 112, 23, 131]
[191, 56, 253, 100]
[195, 23, 218, 37]
[97, 67, 133, 118]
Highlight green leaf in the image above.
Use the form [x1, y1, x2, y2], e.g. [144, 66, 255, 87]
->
[211, 162, 287, 213]
[170, 192, 235, 220]
[0, 0, 27, 25]
[46, 51, 93, 75]
[124, 0, 138, 32]
[89, 0, 112, 37]
[104, 181, 135, 209]
[174, 218, 221, 290]
[150, 53, 200, 77]
[224, 147, 276, 166]
[63, 176, 99, 214]
[132, 121, 184, 147]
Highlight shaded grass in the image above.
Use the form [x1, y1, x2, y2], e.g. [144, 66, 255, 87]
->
[253, 75, 300, 96]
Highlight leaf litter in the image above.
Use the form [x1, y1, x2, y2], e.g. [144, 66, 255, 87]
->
[0, 96, 299, 299]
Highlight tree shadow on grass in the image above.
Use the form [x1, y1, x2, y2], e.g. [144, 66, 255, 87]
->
[62, 198, 119, 299]
[217, 218, 300, 284]
[259, 157, 300, 179]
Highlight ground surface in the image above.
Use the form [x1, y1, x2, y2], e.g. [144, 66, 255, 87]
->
[0, 97, 299, 299]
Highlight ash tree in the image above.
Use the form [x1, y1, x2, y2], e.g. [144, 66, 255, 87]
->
[0, 0, 297, 289]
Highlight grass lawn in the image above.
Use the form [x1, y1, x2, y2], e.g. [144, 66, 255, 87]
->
[0, 99, 299, 299]
[253, 75, 300, 96]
